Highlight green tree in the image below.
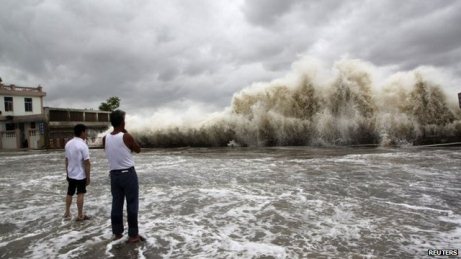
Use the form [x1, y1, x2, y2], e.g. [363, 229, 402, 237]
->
[99, 96, 120, 111]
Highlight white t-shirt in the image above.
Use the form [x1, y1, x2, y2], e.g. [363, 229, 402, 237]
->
[65, 137, 90, 180]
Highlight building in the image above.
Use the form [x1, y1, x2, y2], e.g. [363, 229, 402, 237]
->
[0, 82, 46, 149]
[44, 107, 111, 148]
[1, 81, 111, 150]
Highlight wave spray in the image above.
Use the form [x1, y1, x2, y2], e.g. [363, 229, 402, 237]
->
[133, 57, 461, 147]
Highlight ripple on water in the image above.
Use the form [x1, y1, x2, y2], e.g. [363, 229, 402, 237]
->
[0, 148, 460, 258]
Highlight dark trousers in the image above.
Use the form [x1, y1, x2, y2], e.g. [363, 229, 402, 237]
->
[110, 167, 139, 237]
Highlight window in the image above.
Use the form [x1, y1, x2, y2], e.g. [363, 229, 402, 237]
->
[4, 97, 13, 111]
[5, 123, 15, 131]
[25, 98, 33, 112]
[30, 122, 36, 129]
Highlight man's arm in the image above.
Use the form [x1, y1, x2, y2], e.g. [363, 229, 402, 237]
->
[65, 158, 68, 179]
[81, 145, 91, 186]
[84, 159, 91, 186]
[123, 132, 141, 153]
[102, 136, 106, 149]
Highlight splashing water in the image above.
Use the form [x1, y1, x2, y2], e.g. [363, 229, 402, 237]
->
[1, 147, 460, 258]
[133, 58, 461, 147]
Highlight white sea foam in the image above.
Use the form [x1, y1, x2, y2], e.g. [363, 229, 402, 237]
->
[385, 202, 453, 216]
[221, 239, 287, 258]
[1, 148, 461, 258]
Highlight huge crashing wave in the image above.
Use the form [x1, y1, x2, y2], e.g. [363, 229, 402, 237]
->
[133, 58, 461, 147]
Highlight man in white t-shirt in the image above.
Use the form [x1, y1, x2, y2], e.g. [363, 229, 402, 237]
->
[64, 124, 91, 221]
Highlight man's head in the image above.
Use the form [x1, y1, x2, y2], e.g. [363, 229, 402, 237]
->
[110, 109, 126, 128]
[74, 124, 87, 139]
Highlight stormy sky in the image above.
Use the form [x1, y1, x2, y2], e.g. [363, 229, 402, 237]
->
[1, 0, 460, 121]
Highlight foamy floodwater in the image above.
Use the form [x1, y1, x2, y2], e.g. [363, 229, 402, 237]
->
[0, 147, 460, 258]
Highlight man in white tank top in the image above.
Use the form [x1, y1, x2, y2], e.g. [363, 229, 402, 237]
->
[103, 109, 143, 243]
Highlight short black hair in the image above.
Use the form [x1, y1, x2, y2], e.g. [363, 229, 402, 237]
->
[110, 109, 126, 127]
[74, 124, 87, 137]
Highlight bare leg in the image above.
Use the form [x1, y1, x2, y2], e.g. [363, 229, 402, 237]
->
[64, 195, 72, 218]
[77, 193, 84, 219]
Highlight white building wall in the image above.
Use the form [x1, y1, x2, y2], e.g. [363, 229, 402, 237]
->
[0, 98, 3, 114]
[32, 97, 42, 114]
[0, 95, 42, 116]
[29, 127, 40, 149]
[1, 131, 17, 149]
[1, 95, 44, 149]
[12, 96, 23, 115]
[0, 85, 46, 149]
[0, 122, 43, 149]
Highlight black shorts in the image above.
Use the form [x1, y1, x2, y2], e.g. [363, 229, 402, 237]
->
[67, 177, 87, 196]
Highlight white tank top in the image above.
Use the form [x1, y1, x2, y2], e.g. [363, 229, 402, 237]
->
[105, 132, 135, 170]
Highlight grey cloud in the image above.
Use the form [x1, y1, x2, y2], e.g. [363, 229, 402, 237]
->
[242, 0, 347, 28]
[241, 0, 298, 27]
[356, 1, 461, 70]
[237, 0, 350, 72]
[297, 0, 461, 74]
[0, 0, 460, 115]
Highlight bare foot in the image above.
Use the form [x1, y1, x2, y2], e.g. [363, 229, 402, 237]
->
[113, 234, 123, 241]
[75, 215, 91, 221]
[126, 235, 145, 244]
[63, 214, 71, 220]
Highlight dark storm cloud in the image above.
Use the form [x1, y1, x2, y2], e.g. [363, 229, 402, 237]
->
[343, 1, 461, 70]
[242, 0, 345, 28]
[0, 0, 460, 115]
[0, 1, 153, 104]
[241, 0, 299, 26]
